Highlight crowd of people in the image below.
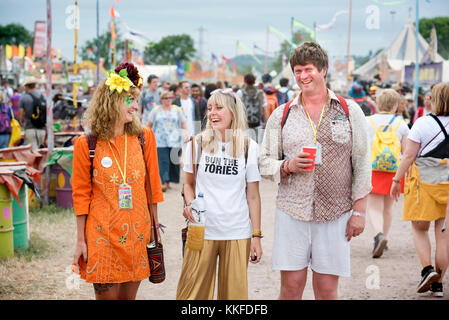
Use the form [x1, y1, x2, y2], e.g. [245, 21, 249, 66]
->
[2, 40, 447, 301]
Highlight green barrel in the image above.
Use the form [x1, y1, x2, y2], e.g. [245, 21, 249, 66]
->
[12, 185, 28, 249]
[0, 182, 14, 257]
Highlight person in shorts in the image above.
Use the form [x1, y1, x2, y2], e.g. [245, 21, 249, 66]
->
[259, 42, 371, 300]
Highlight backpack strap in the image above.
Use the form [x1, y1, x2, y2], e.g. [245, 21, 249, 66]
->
[86, 134, 97, 182]
[429, 114, 449, 139]
[368, 116, 378, 133]
[335, 95, 349, 118]
[392, 118, 402, 134]
[280, 100, 294, 129]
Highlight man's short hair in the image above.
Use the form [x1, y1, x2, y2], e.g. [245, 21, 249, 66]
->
[289, 41, 329, 75]
[279, 78, 289, 87]
[191, 83, 200, 89]
[147, 74, 158, 83]
[261, 73, 272, 84]
[244, 74, 256, 86]
[180, 80, 190, 88]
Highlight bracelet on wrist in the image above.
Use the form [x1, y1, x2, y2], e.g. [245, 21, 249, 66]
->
[351, 211, 366, 218]
[392, 178, 400, 183]
[251, 230, 263, 238]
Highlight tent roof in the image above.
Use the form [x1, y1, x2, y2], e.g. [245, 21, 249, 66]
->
[353, 18, 444, 77]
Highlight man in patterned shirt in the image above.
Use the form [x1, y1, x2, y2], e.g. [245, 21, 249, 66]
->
[259, 42, 372, 300]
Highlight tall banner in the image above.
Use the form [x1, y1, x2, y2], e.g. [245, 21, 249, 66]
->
[33, 21, 46, 58]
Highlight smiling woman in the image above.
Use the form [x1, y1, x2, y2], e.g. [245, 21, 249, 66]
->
[71, 62, 164, 300]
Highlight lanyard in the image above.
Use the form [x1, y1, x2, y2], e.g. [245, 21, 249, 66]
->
[301, 94, 328, 144]
[107, 133, 128, 185]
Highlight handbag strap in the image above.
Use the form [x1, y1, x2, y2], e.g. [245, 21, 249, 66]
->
[138, 134, 159, 244]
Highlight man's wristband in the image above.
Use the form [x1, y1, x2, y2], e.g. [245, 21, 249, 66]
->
[352, 211, 366, 218]
[392, 178, 401, 183]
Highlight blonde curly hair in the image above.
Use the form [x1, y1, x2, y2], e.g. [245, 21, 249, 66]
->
[83, 81, 142, 140]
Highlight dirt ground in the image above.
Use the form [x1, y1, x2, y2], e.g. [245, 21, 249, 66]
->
[0, 175, 447, 300]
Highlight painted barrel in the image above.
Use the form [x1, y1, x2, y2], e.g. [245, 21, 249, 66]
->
[55, 164, 73, 208]
[12, 185, 28, 249]
[0, 182, 14, 257]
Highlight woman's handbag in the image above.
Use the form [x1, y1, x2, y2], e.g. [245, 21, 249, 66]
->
[9, 108, 21, 147]
[140, 135, 166, 284]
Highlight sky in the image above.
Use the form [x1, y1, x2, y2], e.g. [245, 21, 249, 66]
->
[0, 0, 448, 67]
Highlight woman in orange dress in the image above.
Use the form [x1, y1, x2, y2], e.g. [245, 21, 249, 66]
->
[72, 63, 164, 300]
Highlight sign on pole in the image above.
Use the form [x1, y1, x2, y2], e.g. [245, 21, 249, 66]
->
[33, 21, 46, 58]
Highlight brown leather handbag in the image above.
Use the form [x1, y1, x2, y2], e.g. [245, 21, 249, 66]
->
[140, 135, 166, 284]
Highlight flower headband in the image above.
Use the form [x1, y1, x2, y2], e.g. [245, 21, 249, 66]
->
[105, 63, 143, 94]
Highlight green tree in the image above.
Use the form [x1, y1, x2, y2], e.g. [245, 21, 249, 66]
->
[0, 23, 33, 46]
[144, 34, 195, 65]
[80, 31, 124, 71]
[419, 17, 449, 60]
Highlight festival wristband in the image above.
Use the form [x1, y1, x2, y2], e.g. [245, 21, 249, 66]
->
[392, 177, 400, 183]
[352, 211, 366, 218]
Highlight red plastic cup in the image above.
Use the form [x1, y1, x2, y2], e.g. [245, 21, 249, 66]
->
[302, 146, 317, 170]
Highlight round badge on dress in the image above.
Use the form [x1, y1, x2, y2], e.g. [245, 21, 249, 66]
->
[101, 157, 113, 168]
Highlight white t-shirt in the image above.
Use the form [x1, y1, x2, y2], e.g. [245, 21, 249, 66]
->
[181, 98, 194, 137]
[408, 114, 449, 157]
[366, 114, 410, 148]
[183, 138, 261, 240]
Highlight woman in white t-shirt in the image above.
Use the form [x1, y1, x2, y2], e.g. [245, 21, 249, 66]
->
[366, 89, 409, 259]
[391, 82, 449, 297]
[176, 88, 262, 300]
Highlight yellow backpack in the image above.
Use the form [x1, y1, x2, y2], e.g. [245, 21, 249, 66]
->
[369, 116, 402, 172]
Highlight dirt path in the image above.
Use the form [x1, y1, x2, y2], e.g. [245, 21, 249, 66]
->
[0, 176, 446, 300]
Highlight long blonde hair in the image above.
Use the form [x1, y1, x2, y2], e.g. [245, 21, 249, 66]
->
[83, 82, 142, 140]
[199, 89, 248, 158]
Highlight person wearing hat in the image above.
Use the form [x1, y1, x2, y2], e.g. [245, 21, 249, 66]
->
[18, 78, 47, 150]
[348, 81, 376, 116]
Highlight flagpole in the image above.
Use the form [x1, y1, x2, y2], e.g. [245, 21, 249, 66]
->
[73, 0, 78, 129]
[45, 0, 53, 205]
[264, 26, 269, 74]
[96, 0, 100, 85]
[414, 0, 420, 108]
[346, 0, 352, 87]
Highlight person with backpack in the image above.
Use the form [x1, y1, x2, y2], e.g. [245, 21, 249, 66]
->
[0, 92, 12, 149]
[390, 82, 449, 297]
[366, 89, 409, 259]
[237, 74, 265, 143]
[72, 63, 164, 300]
[259, 42, 371, 300]
[348, 81, 376, 116]
[148, 90, 188, 192]
[277, 77, 294, 107]
[17, 78, 47, 150]
[176, 88, 262, 300]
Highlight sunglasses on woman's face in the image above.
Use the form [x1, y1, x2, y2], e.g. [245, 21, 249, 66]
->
[162, 97, 174, 100]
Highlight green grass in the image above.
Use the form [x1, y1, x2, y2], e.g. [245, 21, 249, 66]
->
[13, 232, 51, 261]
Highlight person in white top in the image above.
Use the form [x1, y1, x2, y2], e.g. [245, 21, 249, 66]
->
[391, 82, 449, 297]
[176, 88, 262, 300]
[366, 89, 409, 259]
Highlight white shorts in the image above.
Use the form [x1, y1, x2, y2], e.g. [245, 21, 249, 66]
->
[272, 208, 351, 277]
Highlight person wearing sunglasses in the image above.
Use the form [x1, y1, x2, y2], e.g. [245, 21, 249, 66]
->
[148, 91, 188, 192]
[176, 88, 262, 300]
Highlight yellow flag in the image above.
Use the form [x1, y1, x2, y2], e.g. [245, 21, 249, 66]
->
[18, 45, 25, 58]
[5, 45, 12, 59]
[57, 48, 61, 60]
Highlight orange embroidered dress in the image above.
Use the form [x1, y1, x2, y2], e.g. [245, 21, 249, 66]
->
[72, 127, 163, 283]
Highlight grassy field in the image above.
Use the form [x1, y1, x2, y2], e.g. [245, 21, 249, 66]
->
[0, 204, 92, 299]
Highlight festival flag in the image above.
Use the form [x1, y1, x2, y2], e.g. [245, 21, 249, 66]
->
[176, 59, 185, 78]
[236, 41, 262, 64]
[18, 45, 25, 58]
[12, 45, 18, 57]
[315, 10, 348, 31]
[5, 45, 12, 59]
[211, 53, 219, 66]
[222, 55, 236, 73]
[110, 5, 120, 18]
[268, 26, 296, 48]
[291, 18, 315, 39]
[429, 23, 438, 61]
[57, 48, 61, 60]
[26, 45, 32, 58]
